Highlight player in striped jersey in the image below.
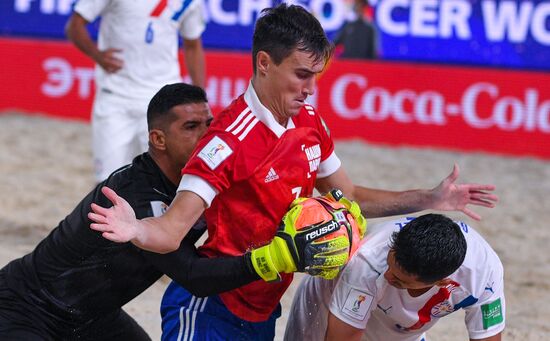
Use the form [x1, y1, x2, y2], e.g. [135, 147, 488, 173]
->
[285, 214, 505, 341]
[88, 4, 498, 340]
[66, 0, 206, 182]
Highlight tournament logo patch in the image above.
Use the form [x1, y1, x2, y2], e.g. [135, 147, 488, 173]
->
[342, 288, 373, 320]
[198, 136, 233, 170]
[481, 298, 503, 329]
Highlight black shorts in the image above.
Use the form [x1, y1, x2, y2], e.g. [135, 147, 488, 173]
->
[0, 272, 151, 341]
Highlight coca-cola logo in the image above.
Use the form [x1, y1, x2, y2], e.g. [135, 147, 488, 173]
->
[330, 74, 550, 133]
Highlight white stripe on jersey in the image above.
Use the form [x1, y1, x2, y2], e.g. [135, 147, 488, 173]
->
[231, 112, 255, 135]
[225, 107, 251, 132]
[238, 118, 259, 141]
[304, 104, 316, 115]
[225, 106, 259, 141]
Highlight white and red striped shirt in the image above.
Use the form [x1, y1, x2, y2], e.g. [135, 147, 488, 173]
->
[284, 217, 505, 341]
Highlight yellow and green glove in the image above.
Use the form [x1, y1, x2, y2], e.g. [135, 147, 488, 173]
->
[326, 188, 367, 240]
[250, 189, 366, 282]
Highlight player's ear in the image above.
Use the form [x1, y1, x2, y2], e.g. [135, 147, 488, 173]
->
[256, 51, 271, 76]
[149, 129, 166, 151]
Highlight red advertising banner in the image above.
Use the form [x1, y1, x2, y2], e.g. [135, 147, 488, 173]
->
[0, 38, 95, 121]
[318, 60, 550, 159]
[1, 37, 549, 159]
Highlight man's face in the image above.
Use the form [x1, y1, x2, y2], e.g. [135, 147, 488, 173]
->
[384, 251, 436, 290]
[264, 49, 325, 121]
[164, 102, 212, 171]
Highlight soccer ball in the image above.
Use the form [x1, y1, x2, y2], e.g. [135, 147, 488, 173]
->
[279, 189, 363, 277]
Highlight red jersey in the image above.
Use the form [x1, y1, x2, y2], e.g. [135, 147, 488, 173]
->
[178, 83, 341, 322]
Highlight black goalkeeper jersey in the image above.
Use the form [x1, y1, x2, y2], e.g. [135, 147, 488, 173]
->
[0, 153, 258, 337]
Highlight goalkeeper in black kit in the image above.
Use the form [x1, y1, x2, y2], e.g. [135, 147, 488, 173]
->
[0, 83, 354, 340]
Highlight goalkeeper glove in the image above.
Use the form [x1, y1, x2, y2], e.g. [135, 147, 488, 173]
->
[250, 189, 364, 282]
[326, 188, 367, 239]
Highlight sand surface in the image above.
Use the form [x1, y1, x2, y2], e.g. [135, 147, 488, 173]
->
[0, 113, 548, 340]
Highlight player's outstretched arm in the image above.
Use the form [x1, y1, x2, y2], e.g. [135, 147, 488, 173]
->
[316, 164, 497, 220]
[89, 187, 206, 253]
[145, 235, 261, 297]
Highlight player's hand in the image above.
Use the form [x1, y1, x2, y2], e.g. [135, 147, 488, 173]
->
[430, 163, 499, 221]
[88, 186, 140, 243]
[95, 48, 123, 73]
[250, 190, 361, 282]
[250, 221, 350, 282]
[326, 189, 367, 239]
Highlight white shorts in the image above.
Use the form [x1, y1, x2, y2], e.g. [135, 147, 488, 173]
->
[91, 89, 150, 181]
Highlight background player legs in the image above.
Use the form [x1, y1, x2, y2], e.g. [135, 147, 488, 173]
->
[91, 91, 149, 181]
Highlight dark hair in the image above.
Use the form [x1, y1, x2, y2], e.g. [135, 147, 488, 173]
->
[147, 83, 208, 131]
[252, 3, 333, 74]
[390, 214, 467, 283]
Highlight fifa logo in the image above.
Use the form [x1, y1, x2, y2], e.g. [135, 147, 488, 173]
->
[207, 144, 225, 158]
[352, 295, 367, 312]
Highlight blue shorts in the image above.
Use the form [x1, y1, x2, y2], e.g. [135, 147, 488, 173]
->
[161, 281, 281, 341]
